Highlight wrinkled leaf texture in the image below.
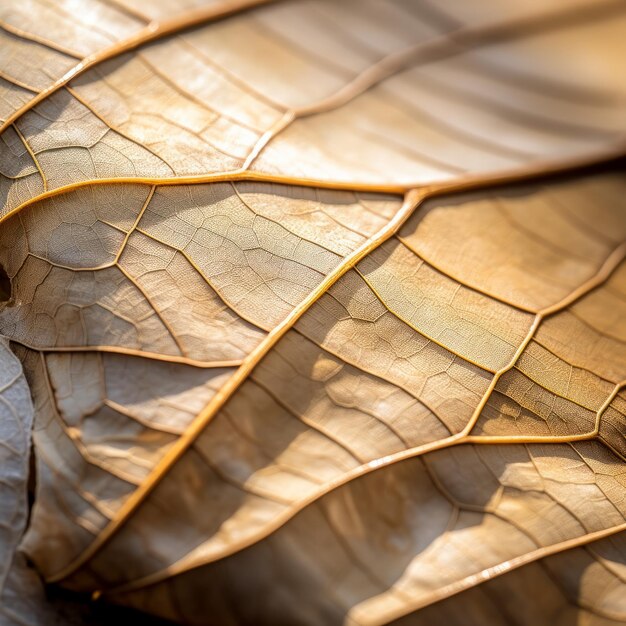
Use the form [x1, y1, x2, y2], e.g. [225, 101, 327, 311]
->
[0, 0, 625, 624]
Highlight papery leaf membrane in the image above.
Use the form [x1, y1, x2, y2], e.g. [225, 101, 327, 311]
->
[0, 0, 625, 624]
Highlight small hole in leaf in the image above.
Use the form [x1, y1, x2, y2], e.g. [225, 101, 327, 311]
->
[0, 264, 11, 303]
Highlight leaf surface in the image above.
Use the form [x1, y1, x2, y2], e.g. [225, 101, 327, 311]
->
[0, 0, 625, 624]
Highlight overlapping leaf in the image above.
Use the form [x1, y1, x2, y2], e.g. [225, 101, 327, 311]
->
[0, 338, 48, 624]
[0, 0, 625, 624]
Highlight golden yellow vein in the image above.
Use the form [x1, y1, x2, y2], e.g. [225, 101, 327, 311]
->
[38, 352, 142, 485]
[65, 86, 178, 175]
[0, 69, 39, 94]
[0, 20, 83, 59]
[0, 171, 407, 227]
[365, 523, 626, 626]
[2, 144, 624, 229]
[462, 240, 626, 438]
[9, 340, 241, 369]
[595, 379, 626, 434]
[12, 124, 47, 192]
[464, 376, 624, 444]
[353, 266, 497, 373]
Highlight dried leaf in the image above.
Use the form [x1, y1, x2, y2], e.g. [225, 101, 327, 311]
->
[0, 0, 625, 624]
[0, 338, 47, 625]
